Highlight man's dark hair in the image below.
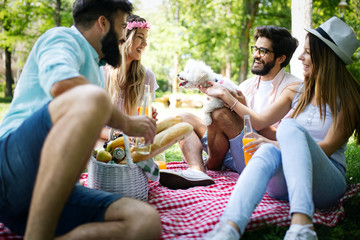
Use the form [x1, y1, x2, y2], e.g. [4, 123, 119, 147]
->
[73, 0, 133, 29]
[254, 26, 298, 68]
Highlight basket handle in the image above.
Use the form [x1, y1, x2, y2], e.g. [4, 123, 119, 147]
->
[108, 128, 115, 141]
[123, 134, 134, 166]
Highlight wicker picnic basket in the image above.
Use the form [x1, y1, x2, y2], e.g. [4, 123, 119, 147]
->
[87, 134, 149, 201]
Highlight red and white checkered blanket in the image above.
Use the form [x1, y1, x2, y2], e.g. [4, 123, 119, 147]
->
[1, 161, 359, 240]
[147, 161, 360, 239]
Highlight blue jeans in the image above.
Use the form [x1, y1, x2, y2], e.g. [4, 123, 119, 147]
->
[0, 103, 121, 236]
[220, 119, 347, 234]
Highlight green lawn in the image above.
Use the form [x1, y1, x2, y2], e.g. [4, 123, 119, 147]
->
[1, 99, 359, 239]
[0, 103, 10, 122]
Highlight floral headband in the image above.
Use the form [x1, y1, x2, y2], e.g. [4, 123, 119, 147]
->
[126, 21, 151, 31]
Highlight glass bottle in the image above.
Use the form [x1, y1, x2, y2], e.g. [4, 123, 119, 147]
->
[242, 114, 256, 165]
[135, 84, 152, 154]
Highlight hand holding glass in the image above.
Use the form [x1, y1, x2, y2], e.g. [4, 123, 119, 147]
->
[242, 115, 256, 165]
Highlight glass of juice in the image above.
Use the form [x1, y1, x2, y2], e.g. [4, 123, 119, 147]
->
[135, 105, 151, 154]
[135, 85, 152, 154]
[242, 137, 256, 165]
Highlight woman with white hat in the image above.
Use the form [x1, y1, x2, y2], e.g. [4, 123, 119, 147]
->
[202, 16, 360, 240]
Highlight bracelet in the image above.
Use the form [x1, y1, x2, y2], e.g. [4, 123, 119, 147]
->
[230, 99, 239, 112]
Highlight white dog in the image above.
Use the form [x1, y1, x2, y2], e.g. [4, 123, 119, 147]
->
[178, 59, 239, 125]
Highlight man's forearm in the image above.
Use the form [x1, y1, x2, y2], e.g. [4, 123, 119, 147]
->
[107, 106, 130, 133]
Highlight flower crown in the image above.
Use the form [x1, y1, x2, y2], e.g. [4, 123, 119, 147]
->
[126, 21, 151, 31]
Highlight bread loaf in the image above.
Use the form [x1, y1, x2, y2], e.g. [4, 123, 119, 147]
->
[156, 115, 183, 133]
[131, 122, 193, 162]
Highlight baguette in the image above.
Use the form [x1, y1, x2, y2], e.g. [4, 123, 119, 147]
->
[156, 115, 183, 133]
[131, 122, 193, 162]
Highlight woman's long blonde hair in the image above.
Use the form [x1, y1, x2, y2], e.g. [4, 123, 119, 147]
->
[106, 15, 147, 115]
[292, 33, 360, 144]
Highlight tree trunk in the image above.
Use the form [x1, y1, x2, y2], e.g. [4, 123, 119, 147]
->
[225, 3, 231, 79]
[290, 0, 312, 79]
[5, 47, 14, 98]
[172, 53, 178, 95]
[237, 0, 260, 84]
[169, 1, 179, 109]
[225, 53, 231, 79]
[55, 0, 61, 26]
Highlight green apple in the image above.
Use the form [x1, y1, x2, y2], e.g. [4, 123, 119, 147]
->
[96, 149, 113, 163]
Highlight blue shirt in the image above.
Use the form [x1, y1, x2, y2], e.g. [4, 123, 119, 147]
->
[0, 26, 105, 139]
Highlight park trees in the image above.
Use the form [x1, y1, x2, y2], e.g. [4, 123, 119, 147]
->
[139, 0, 359, 95]
[1, 0, 359, 98]
[0, 0, 72, 98]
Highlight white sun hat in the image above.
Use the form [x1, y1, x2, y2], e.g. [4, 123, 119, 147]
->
[305, 16, 359, 65]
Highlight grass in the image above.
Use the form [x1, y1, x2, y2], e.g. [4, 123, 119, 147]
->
[1, 99, 359, 239]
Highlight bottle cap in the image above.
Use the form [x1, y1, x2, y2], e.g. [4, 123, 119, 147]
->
[113, 147, 125, 160]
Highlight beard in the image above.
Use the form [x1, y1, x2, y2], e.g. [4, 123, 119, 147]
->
[251, 58, 275, 76]
[101, 26, 121, 68]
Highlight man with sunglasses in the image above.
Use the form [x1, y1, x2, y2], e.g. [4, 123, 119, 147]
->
[160, 25, 301, 190]
[0, 1, 160, 239]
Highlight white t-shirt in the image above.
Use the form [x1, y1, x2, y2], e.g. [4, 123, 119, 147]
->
[252, 80, 273, 114]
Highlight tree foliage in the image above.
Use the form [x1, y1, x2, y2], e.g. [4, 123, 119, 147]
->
[1, 0, 360, 97]
[139, 0, 360, 92]
[0, 0, 73, 97]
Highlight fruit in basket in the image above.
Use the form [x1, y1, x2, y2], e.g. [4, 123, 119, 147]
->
[106, 137, 125, 153]
[96, 149, 113, 163]
[92, 148, 101, 158]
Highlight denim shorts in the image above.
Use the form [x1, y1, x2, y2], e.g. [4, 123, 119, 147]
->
[201, 130, 237, 171]
[200, 129, 258, 174]
[0, 102, 121, 236]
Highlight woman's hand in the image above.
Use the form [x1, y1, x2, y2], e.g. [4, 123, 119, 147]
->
[152, 107, 158, 121]
[224, 89, 247, 108]
[198, 81, 229, 99]
[243, 131, 279, 156]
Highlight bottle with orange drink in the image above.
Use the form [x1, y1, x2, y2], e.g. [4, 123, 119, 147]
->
[242, 114, 256, 165]
[135, 84, 152, 154]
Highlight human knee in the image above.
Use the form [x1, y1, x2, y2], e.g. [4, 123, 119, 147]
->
[179, 112, 206, 133]
[179, 112, 199, 124]
[74, 85, 112, 117]
[128, 201, 161, 239]
[107, 199, 161, 239]
[251, 143, 281, 171]
[276, 119, 305, 142]
[210, 108, 232, 126]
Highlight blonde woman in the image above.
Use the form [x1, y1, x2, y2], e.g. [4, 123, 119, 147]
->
[100, 14, 158, 141]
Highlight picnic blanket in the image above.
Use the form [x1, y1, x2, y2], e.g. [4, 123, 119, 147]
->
[1, 161, 359, 240]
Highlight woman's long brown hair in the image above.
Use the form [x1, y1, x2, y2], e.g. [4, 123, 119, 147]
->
[291, 33, 360, 144]
[106, 15, 146, 115]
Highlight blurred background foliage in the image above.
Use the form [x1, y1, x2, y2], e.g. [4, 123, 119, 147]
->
[1, 0, 359, 98]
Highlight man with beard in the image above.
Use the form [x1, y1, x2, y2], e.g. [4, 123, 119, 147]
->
[0, 1, 160, 240]
[159, 26, 301, 190]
